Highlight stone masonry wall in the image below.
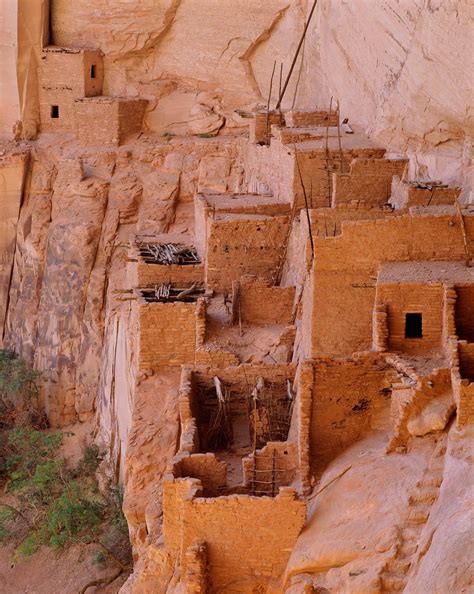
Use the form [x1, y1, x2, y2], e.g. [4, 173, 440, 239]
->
[332, 158, 408, 207]
[38, 48, 103, 133]
[310, 353, 391, 473]
[74, 98, 147, 146]
[164, 478, 306, 593]
[206, 215, 289, 289]
[377, 283, 444, 355]
[238, 276, 295, 325]
[309, 211, 474, 356]
[138, 298, 205, 369]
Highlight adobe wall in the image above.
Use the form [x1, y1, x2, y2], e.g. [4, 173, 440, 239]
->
[376, 283, 444, 355]
[138, 298, 205, 369]
[309, 353, 391, 473]
[74, 98, 147, 146]
[38, 47, 103, 133]
[332, 158, 408, 207]
[205, 215, 289, 290]
[238, 276, 295, 325]
[309, 211, 474, 356]
[164, 478, 306, 593]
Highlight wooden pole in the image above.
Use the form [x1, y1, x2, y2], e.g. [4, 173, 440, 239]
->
[265, 61, 277, 145]
[275, 0, 319, 110]
[294, 145, 315, 260]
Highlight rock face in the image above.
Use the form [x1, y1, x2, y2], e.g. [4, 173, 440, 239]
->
[0, 2, 473, 593]
[302, 0, 473, 194]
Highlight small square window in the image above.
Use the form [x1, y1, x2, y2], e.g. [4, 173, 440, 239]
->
[50, 105, 59, 118]
[90, 64, 96, 79]
[405, 313, 423, 338]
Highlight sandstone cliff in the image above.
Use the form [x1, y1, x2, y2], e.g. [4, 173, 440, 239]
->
[0, 1, 472, 593]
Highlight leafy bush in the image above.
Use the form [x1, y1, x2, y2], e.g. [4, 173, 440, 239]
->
[0, 426, 130, 568]
[0, 349, 44, 428]
[0, 349, 40, 409]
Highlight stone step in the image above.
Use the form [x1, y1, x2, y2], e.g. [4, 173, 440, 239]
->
[400, 525, 419, 541]
[409, 488, 438, 505]
[417, 475, 442, 488]
[399, 541, 418, 557]
[407, 508, 430, 525]
[382, 573, 406, 592]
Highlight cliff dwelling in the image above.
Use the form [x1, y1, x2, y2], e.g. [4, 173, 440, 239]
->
[0, 1, 472, 593]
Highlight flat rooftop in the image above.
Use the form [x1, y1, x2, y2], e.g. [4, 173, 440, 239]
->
[378, 261, 474, 284]
[197, 193, 291, 215]
[273, 125, 386, 153]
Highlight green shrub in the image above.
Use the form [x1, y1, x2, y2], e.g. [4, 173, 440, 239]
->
[0, 349, 41, 411]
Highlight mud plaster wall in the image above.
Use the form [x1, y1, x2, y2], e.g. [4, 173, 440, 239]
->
[332, 158, 408, 207]
[377, 283, 444, 355]
[310, 354, 391, 473]
[164, 478, 306, 592]
[309, 212, 474, 357]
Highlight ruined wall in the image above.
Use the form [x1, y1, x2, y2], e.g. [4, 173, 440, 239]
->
[310, 354, 391, 473]
[164, 478, 306, 592]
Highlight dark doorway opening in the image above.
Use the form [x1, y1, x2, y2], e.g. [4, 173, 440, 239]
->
[405, 313, 423, 338]
[50, 105, 59, 119]
[90, 64, 96, 79]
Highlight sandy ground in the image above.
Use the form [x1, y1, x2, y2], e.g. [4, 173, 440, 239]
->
[0, 541, 130, 594]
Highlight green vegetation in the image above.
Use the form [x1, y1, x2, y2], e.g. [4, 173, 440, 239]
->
[0, 351, 131, 572]
[161, 130, 175, 138]
[0, 349, 42, 426]
[196, 132, 216, 138]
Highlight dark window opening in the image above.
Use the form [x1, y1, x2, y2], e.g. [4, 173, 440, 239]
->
[90, 64, 96, 79]
[50, 105, 59, 119]
[405, 313, 423, 338]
